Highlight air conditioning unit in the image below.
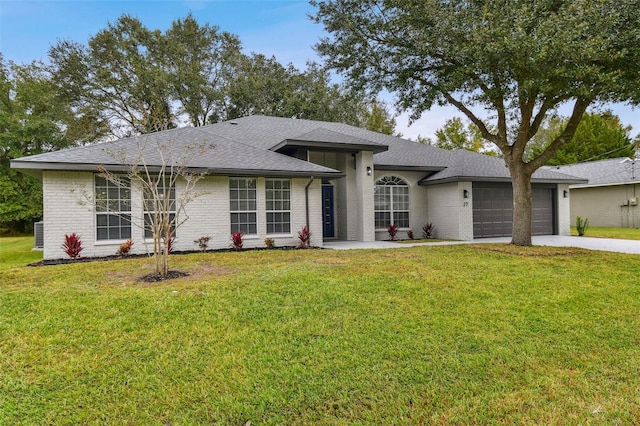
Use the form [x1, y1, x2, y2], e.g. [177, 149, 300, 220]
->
[630, 197, 638, 206]
[34, 221, 44, 249]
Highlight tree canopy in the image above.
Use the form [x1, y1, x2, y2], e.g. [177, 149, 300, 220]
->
[49, 14, 398, 138]
[428, 117, 496, 155]
[313, 0, 640, 245]
[529, 111, 636, 165]
[0, 57, 107, 232]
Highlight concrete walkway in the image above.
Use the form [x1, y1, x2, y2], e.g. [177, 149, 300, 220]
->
[323, 235, 640, 255]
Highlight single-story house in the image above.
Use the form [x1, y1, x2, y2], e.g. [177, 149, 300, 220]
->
[550, 157, 640, 228]
[11, 115, 585, 259]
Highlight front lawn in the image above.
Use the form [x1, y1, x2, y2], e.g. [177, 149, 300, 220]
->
[570, 226, 640, 240]
[1, 241, 639, 424]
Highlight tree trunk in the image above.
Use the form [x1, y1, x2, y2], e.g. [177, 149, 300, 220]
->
[509, 163, 534, 246]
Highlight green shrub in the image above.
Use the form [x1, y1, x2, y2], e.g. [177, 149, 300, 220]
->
[576, 216, 590, 236]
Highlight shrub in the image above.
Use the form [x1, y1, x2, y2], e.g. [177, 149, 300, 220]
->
[194, 236, 211, 253]
[407, 229, 414, 240]
[264, 237, 275, 249]
[576, 216, 589, 236]
[231, 231, 244, 251]
[116, 239, 134, 256]
[387, 224, 398, 241]
[297, 226, 312, 249]
[422, 223, 435, 239]
[62, 233, 83, 259]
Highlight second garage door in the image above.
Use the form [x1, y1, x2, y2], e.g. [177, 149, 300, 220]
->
[473, 183, 556, 238]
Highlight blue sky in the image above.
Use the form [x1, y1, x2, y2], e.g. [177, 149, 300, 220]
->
[1, 0, 638, 141]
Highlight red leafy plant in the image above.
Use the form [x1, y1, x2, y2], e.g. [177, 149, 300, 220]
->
[116, 239, 134, 256]
[387, 224, 398, 241]
[297, 226, 311, 249]
[231, 231, 244, 251]
[406, 229, 414, 240]
[422, 223, 435, 239]
[62, 233, 84, 259]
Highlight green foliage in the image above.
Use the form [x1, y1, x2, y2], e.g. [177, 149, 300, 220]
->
[576, 216, 590, 236]
[48, 14, 398, 137]
[431, 117, 497, 155]
[529, 111, 635, 165]
[0, 57, 105, 232]
[313, 0, 640, 245]
[2, 246, 640, 423]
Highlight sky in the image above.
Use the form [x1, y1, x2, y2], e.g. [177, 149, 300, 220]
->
[1, 0, 638, 140]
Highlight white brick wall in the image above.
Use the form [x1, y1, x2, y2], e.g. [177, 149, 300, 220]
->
[41, 172, 324, 259]
[557, 183, 571, 235]
[425, 182, 473, 241]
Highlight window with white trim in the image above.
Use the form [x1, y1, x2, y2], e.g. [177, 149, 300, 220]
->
[230, 177, 257, 234]
[143, 178, 176, 239]
[266, 179, 291, 234]
[374, 176, 409, 229]
[95, 175, 131, 240]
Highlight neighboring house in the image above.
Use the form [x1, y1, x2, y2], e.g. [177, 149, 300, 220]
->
[11, 115, 584, 259]
[551, 157, 640, 228]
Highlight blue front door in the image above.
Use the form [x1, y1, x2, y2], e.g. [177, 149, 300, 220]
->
[322, 185, 335, 238]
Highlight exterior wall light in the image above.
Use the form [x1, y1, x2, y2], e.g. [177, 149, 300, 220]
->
[463, 189, 469, 199]
[563, 190, 569, 198]
[366, 166, 373, 176]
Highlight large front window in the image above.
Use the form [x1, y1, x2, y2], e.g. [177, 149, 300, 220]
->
[95, 175, 131, 241]
[374, 176, 409, 229]
[266, 179, 291, 234]
[230, 177, 257, 234]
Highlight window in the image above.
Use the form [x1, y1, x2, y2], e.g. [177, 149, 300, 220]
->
[374, 176, 409, 229]
[266, 179, 291, 234]
[230, 178, 257, 234]
[143, 178, 176, 239]
[95, 175, 131, 241]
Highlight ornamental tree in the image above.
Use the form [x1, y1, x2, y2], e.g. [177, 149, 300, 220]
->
[313, 0, 640, 245]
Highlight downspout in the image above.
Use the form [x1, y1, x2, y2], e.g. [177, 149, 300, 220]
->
[305, 176, 315, 230]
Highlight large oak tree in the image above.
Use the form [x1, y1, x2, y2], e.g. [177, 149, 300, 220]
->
[313, 0, 640, 245]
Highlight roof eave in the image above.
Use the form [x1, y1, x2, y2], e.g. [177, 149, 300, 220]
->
[419, 176, 588, 186]
[374, 164, 446, 172]
[272, 139, 388, 154]
[11, 160, 343, 179]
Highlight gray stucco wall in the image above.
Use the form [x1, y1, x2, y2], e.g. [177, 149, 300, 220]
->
[570, 184, 640, 228]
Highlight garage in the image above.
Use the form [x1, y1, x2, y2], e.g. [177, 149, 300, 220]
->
[472, 183, 556, 238]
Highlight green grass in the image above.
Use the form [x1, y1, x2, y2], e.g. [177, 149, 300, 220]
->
[570, 226, 640, 240]
[0, 235, 42, 269]
[1, 238, 640, 424]
[395, 238, 454, 244]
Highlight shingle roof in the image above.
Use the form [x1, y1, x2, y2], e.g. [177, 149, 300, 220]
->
[548, 157, 640, 187]
[419, 149, 587, 185]
[11, 124, 343, 178]
[11, 114, 586, 184]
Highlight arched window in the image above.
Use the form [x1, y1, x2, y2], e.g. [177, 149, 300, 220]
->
[374, 176, 409, 229]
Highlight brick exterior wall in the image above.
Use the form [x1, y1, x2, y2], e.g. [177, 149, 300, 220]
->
[41, 171, 323, 260]
[425, 182, 474, 241]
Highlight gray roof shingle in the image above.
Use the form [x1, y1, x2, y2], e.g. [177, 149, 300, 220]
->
[547, 157, 640, 186]
[11, 114, 586, 184]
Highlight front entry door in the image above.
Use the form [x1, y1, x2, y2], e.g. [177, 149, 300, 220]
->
[322, 185, 335, 238]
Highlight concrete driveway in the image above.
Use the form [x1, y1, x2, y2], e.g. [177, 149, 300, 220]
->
[324, 235, 640, 255]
